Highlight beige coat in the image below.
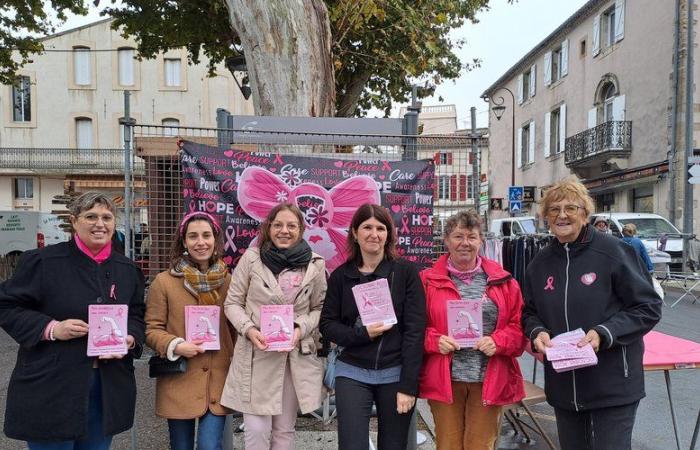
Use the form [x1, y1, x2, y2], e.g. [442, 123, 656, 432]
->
[221, 247, 327, 415]
[145, 272, 235, 419]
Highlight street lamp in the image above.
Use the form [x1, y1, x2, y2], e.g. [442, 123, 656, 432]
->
[488, 87, 516, 187]
[225, 54, 252, 100]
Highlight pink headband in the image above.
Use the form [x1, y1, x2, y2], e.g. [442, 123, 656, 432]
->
[179, 211, 222, 235]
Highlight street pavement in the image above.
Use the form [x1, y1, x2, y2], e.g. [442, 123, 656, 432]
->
[0, 288, 697, 449]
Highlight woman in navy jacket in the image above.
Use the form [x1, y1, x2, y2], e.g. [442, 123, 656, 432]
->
[522, 179, 661, 450]
[0, 192, 145, 449]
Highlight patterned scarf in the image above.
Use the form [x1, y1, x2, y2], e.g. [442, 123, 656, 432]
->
[171, 258, 228, 305]
[447, 256, 483, 285]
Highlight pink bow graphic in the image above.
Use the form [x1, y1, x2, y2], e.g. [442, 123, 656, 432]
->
[237, 166, 380, 271]
[544, 276, 555, 291]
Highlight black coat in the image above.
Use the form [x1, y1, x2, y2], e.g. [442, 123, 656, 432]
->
[319, 258, 426, 396]
[522, 225, 662, 412]
[0, 240, 145, 441]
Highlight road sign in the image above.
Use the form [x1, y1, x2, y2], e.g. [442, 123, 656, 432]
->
[510, 201, 522, 213]
[509, 186, 524, 202]
[690, 164, 700, 184]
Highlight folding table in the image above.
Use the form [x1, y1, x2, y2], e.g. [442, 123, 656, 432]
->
[643, 331, 700, 450]
[655, 272, 700, 307]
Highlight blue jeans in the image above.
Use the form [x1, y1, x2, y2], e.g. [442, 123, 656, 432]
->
[27, 369, 113, 450]
[168, 411, 226, 450]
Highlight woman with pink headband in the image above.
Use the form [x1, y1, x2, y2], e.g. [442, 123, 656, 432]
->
[145, 211, 235, 450]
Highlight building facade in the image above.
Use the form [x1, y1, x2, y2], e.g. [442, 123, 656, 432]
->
[0, 18, 253, 221]
[482, 0, 698, 234]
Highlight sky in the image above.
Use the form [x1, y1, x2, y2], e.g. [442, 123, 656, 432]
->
[54, 0, 589, 128]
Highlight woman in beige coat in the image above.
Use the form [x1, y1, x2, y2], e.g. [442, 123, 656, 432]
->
[146, 212, 235, 450]
[221, 203, 327, 450]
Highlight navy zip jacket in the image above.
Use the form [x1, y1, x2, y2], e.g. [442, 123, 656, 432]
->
[522, 225, 661, 411]
[319, 258, 426, 396]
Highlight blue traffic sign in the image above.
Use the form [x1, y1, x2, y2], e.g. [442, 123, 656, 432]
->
[510, 201, 522, 213]
[508, 186, 524, 202]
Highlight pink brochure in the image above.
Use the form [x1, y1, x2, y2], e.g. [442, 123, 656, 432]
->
[260, 304, 294, 351]
[546, 328, 598, 372]
[87, 304, 128, 356]
[351, 278, 397, 326]
[446, 299, 482, 348]
[185, 305, 221, 351]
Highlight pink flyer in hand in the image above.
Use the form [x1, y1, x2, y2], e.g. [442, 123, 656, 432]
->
[260, 304, 294, 351]
[87, 304, 128, 356]
[351, 278, 397, 326]
[185, 305, 221, 351]
[546, 328, 598, 372]
[446, 299, 482, 348]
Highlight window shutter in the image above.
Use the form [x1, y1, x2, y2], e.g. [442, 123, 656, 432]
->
[433, 176, 439, 199]
[529, 64, 537, 97]
[450, 175, 457, 201]
[588, 107, 598, 128]
[544, 112, 551, 158]
[459, 175, 467, 201]
[517, 127, 523, 168]
[433, 152, 440, 165]
[612, 95, 626, 121]
[561, 39, 569, 77]
[528, 121, 536, 164]
[592, 15, 601, 56]
[74, 48, 90, 85]
[615, 0, 625, 42]
[118, 49, 134, 86]
[543, 52, 552, 86]
[559, 104, 567, 154]
[517, 74, 524, 104]
[447, 152, 453, 165]
[468, 151, 473, 165]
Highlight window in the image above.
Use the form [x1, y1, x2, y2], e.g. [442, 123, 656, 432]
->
[118, 48, 135, 86]
[550, 108, 561, 154]
[580, 39, 587, 57]
[76, 118, 93, 149]
[521, 123, 530, 167]
[603, 83, 616, 122]
[595, 192, 615, 212]
[517, 64, 536, 104]
[162, 118, 180, 137]
[603, 7, 616, 49]
[543, 40, 568, 87]
[73, 47, 91, 85]
[593, 2, 624, 56]
[438, 176, 450, 200]
[522, 70, 531, 102]
[467, 174, 474, 199]
[551, 47, 561, 84]
[14, 178, 33, 199]
[632, 186, 653, 213]
[546, 105, 568, 157]
[12, 76, 31, 122]
[164, 58, 181, 87]
[434, 152, 452, 165]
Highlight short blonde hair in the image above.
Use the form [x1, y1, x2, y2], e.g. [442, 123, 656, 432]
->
[540, 177, 595, 218]
[622, 223, 637, 237]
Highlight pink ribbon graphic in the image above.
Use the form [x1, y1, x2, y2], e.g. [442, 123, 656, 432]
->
[381, 161, 392, 171]
[273, 154, 284, 165]
[544, 276, 555, 291]
[399, 215, 410, 234]
[224, 225, 237, 253]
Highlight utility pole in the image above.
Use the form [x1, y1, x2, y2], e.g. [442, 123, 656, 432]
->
[470, 107, 480, 215]
[683, 0, 694, 272]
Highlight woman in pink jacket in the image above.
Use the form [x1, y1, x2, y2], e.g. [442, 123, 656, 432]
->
[419, 210, 526, 450]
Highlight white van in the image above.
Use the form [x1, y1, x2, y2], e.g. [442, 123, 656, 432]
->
[589, 212, 682, 270]
[0, 211, 70, 256]
[489, 216, 538, 237]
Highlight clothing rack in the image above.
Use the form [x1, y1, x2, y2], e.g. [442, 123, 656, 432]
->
[482, 235, 555, 287]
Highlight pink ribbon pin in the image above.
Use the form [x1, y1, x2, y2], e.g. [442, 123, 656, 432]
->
[224, 225, 237, 253]
[544, 276, 555, 291]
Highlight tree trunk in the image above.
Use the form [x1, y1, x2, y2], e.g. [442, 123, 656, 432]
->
[224, 0, 336, 117]
[336, 68, 372, 117]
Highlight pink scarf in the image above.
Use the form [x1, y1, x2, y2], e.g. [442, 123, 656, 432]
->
[75, 235, 112, 264]
[447, 256, 483, 285]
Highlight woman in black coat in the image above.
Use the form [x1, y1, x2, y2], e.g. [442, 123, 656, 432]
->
[0, 192, 145, 449]
[319, 204, 426, 450]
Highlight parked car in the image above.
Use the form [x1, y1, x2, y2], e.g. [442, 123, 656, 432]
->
[0, 211, 70, 257]
[589, 212, 681, 271]
[489, 216, 538, 237]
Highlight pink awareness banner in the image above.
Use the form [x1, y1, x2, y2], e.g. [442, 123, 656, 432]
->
[180, 140, 435, 271]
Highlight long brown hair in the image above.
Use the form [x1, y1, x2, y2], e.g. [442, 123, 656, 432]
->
[346, 203, 398, 266]
[257, 203, 306, 249]
[168, 213, 225, 269]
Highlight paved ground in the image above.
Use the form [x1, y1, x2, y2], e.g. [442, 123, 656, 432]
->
[0, 287, 698, 449]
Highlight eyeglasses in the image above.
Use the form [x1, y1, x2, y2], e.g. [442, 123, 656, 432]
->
[546, 204, 584, 217]
[271, 222, 299, 232]
[79, 213, 115, 224]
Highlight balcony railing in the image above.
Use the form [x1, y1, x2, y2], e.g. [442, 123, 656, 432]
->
[565, 121, 632, 167]
[0, 148, 144, 175]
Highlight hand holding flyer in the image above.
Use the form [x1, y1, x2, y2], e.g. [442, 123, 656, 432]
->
[87, 304, 128, 356]
[185, 305, 221, 351]
[446, 299, 482, 348]
[351, 278, 397, 326]
[260, 304, 295, 351]
[546, 328, 598, 372]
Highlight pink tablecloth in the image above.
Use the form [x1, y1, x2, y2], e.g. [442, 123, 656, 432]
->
[643, 330, 700, 367]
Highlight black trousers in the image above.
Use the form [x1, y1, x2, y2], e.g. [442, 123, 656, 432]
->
[335, 377, 414, 450]
[554, 401, 640, 450]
